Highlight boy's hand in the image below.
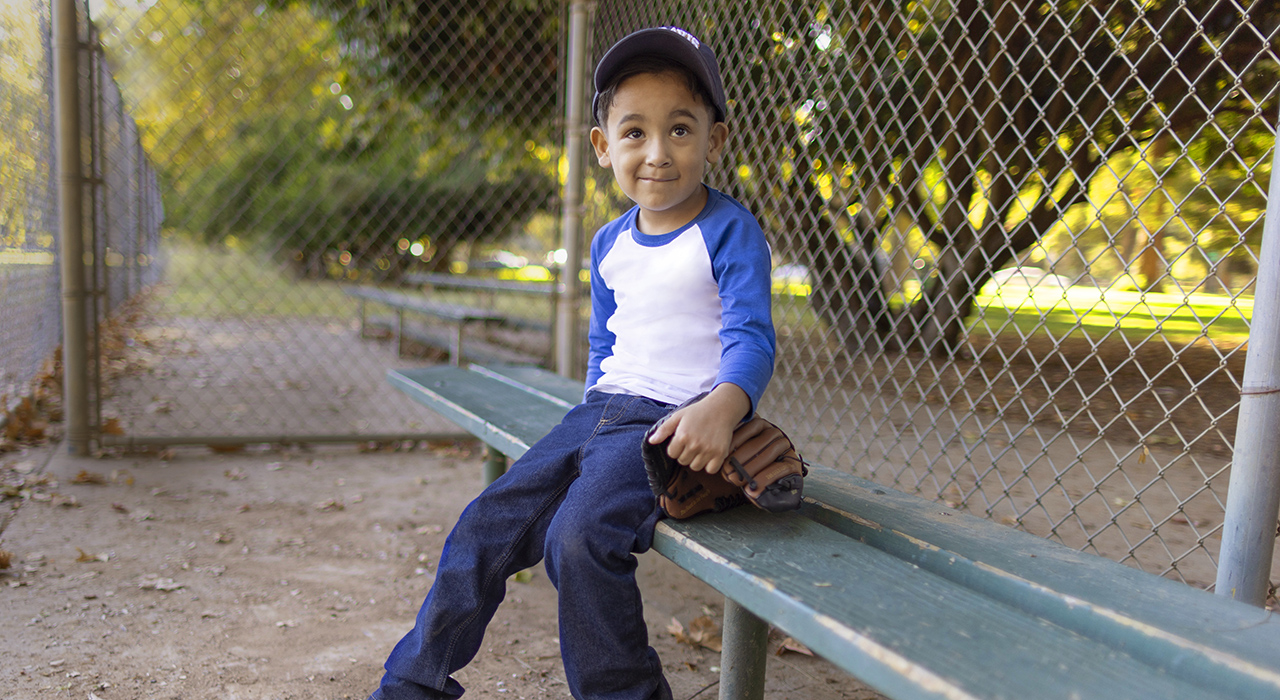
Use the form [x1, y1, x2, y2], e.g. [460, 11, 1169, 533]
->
[647, 383, 751, 473]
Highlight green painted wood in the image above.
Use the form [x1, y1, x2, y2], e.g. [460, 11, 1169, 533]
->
[387, 367, 568, 459]
[344, 286, 504, 323]
[799, 466, 1280, 700]
[653, 510, 1233, 700]
[471, 364, 585, 408]
[405, 272, 556, 296]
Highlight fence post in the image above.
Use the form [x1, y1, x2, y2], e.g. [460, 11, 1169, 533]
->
[555, 0, 591, 379]
[1216, 122, 1280, 606]
[53, 0, 91, 456]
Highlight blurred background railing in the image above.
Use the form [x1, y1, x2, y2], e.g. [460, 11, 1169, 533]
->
[3, 0, 1278, 592]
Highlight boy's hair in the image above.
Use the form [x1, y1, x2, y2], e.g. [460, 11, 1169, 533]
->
[593, 55, 719, 128]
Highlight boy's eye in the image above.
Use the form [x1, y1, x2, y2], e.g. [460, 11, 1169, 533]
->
[624, 128, 643, 139]
[672, 126, 690, 137]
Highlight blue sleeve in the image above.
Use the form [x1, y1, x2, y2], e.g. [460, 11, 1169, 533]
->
[584, 224, 621, 399]
[706, 206, 776, 413]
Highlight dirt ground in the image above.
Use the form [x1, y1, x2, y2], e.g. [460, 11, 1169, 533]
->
[0, 440, 879, 700]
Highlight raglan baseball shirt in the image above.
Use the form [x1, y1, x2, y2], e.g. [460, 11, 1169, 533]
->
[585, 186, 776, 412]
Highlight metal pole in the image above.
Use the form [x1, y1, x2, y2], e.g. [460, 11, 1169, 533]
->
[54, 0, 90, 456]
[555, 0, 590, 378]
[1216, 121, 1280, 606]
[719, 597, 769, 700]
[483, 447, 507, 486]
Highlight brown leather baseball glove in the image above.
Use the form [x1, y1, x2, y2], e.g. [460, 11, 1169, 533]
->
[641, 399, 806, 520]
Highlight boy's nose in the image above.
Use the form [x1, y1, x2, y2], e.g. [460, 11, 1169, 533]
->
[644, 138, 672, 167]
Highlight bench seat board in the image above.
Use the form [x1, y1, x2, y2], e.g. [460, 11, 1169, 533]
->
[799, 467, 1280, 700]
[653, 510, 1231, 700]
[406, 273, 556, 296]
[471, 364, 585, 408]
[387, 367, 568, 458]
[345, 287, 505, 322]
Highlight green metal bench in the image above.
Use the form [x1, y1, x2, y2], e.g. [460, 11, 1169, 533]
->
[343, 286, 539, 366]
[387, 363, 1280, 700]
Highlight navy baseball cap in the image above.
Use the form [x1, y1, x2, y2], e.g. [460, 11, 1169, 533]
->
[592, 26, 728, 125]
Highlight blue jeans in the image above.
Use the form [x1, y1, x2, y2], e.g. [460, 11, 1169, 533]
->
[371, 391, 674, 700]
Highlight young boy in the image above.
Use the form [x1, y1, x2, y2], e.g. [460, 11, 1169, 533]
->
[368, 27, 775, 700]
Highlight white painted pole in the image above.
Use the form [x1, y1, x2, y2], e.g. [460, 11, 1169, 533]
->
[1216, 119, 1280, 606]
[556, 0, 590, 378]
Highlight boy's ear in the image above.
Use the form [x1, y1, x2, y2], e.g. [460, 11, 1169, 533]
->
[706, 122, 729, 166]
[589, 126, 611, 168]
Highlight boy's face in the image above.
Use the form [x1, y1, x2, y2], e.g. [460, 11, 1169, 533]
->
[590, 71, 729, 235]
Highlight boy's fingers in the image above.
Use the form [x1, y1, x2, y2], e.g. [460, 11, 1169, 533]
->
[648, 414, 680, 444]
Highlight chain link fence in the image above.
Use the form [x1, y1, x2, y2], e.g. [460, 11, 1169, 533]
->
[10, 0, 1278, 587]
[1, 0, 62, 420]
[1, 0, 162, 436]
[87, 0, 564, 442]
[592, 1, 1279, 588]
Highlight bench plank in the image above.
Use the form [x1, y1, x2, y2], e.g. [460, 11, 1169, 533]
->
[799, 468, 1280, 700]
[345, 286, 505, 323]
[387, 366, 568, 458]
[471, 364, 584, 408]
[406, 272, 556, 296]
[656, 509, 1232, 700]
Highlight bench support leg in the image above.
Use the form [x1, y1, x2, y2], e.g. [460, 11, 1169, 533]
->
[395, 309, 404, 357]
[719, 597, 768, 700]
[450, 323, 464, 366]
[483, 447, 507, 486]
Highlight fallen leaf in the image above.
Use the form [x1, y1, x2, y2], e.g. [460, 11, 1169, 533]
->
[100, 417, 125, 435]
[775, 636, 814, 656]
[111, 502, 130, 513]
[224, 468, 247, 481]
[0, 549, 11, 569]
[512, 569, 534, 583]
[75, 548, 109, 563]
[209, 444, 245, 453]
[314, 499, 344, 512]
[50, 493, 80, 508]
[214, 532, 234, 544]
[668, 615, 722, 652]
[71, 470, 107, 485]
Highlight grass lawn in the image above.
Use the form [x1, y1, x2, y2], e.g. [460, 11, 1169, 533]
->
[969, 286, 1252, 346]
[771, 285, 1252, 347]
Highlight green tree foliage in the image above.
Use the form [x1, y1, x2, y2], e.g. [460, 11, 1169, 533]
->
[290, 0, 562, 130]
[0, 0, 53, 251]
[716, 0, 1278, 354]
[94, 0, 556, 277]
